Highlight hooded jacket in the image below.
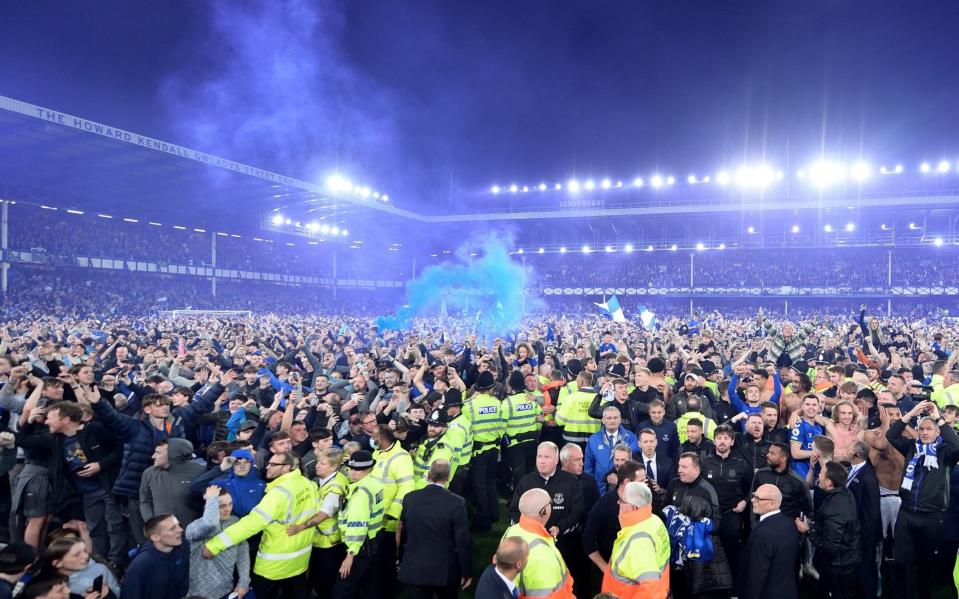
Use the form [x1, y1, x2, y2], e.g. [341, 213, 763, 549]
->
[189, 464, 267, 517]
[139, 438, 206, 526]
[810, 486, 862, 568]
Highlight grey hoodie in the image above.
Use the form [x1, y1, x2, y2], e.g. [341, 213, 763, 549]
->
[139, 437, 206, 526]
[186, 495, 251, 599]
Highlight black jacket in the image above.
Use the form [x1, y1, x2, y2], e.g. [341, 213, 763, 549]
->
[741, 512, 800, 599]
[582, 490, 619, 561]
[702, 454, 753, 513]
[474, 564, 514, 599]
[734, 433, 771, 472]
[588, 394, 648, 432]
[847, 461, 883, 546]
[665, 475, 721, 525]
[399, 484, 471, 587]
[509, 470, 583, 535]
[750, 466, 811, 519]
[887, 420, 959, 512]
[810, 486, 862, 568]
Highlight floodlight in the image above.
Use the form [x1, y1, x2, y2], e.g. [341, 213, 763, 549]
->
[647, 245, 654, 251]
[554, 183, 563, 190]
[670, 244, 678, 251]
[605, 245, 614, 253]
[601, 179, 612, 189]
[824, 224, 833, 232]
[702, 176, 711, 183]
[582, 245, 591, 254]
[934, 237, 944, 246]
[695, 242, 705, 251]
[271, 214, 284, 225]
[568, 179, 580, 193]
[585, 180, 595, 190]
[509, 184, 518, 193]
[666, 176, 675, 185]
[791, 225, 800, 233]
[651, 175, 664, 188]
[716, 171, 731, 185]
[538, 183, 547, 191]
[330, 226, 340, 235]
[341, 229, 349, 236]
[687, 175, 698, 184]
[920, 162, 931, 173]
[284, 218, 292, 225]
[747, 226, 755, 234]
[717, 243, 725, 250]
[320, 224, 330, 234]
[325, 174, 352, 193]
[538, 247, 545, 254]
[808, 161, 845, 187]
[624, 244, 634, 252]
[521, 186, 529, 192]
[559, 246, 567, 253]
[845, 222, 855, 232]
[633, 177, 644, 187]
[517, 248, 524, 254]
[850, 161, 871, 181]
[491, 185, 501, 194]
[938, 160, 951, 173]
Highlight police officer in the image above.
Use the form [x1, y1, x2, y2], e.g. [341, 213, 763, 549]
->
[333, 450, 384, 599]
[443, 391, 471, 495]
[203, 450, 318, 599]
[412, 409, 455, 489]
[555, 372, 600, 449]
[371, 424, 415, 597]
[286, 447, 348, 599]
[467, 371, 506, 531]
[503, 370, 543, 489]
[701, 425, 751, 581]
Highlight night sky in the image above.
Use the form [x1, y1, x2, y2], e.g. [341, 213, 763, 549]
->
[2, 1, 959, 209]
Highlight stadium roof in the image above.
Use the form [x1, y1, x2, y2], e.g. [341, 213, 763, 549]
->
[2, 94, 959, 241]
[0, 95, 419, 235]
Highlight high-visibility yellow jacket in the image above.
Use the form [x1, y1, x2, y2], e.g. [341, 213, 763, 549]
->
[313, 471, 348, 548]
[412, 436, 455, 489]
[446, 413, 472, 468]
[502, 516, 575, 599]
[206, 469, 318, 580]
[338, 474, 384, 554]
[555, 388, 600, 444]
[601, 504, 671, 599]
[502, 392, 543, 447]
[466, 392, 506, 456]
[933, 383, 959, 408]
[675, 410, 717, 443]
[372, 441, 415, 532]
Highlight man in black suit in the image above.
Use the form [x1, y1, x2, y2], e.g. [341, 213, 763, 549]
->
[398, 460, 472, 599]
[847, 440, 882, 599]
[475, 536, 528, 599]
[741, 483, 799, 599]
[638, 428, 675, 510]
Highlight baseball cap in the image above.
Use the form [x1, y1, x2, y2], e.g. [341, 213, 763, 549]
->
[230, 449, 254, 462]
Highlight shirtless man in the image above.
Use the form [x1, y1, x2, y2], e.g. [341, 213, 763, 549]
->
[864, 398, 909, 541]
[817, 400, 864, 462]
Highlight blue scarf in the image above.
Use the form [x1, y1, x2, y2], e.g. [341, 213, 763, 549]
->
[902, 437, 942, 491]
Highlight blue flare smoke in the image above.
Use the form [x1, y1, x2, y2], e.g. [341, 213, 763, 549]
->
[377, 236, 535, 336]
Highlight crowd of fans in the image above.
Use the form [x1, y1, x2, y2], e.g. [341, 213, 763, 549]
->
[0, 278, 958, 599]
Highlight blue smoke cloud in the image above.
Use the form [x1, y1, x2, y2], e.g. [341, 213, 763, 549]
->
[377, 235, 538, 336]
[161, 0, 397, 179]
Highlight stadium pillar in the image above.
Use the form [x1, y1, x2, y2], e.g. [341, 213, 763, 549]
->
[887, 250, 892, 286]
[887, 299, 891, 316]
[784, 299, 788, 317]
[211, 232, 217, 298]
[332, 249, 338, 299]
[0, 200, 7, 295]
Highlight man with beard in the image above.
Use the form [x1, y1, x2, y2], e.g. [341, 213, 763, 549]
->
[750, 442, 811, 520]
[412, 409, 455, 489]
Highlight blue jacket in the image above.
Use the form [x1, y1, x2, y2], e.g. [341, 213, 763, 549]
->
[121, 539, 191, 599]
[92, 383, 224, 499]
[189, 466, 266, 517]
[584, 426, 640, 493]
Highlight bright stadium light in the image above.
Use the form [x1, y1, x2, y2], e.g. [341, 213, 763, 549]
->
[695, 242, 705, 251]
[538, 183, 547, 191]
[796, 169, 806, 180]
[716, 171, 731, 185]
[538, 247, 545, 254]
[320, 224, 330, 234]
[633, 177, 644, 188]
[938, 160, 951, 173]
[568, 179, 581, 193]
[605, 245, 614, 253]
[624, 243, 634, 253]
[358, 187, 371, 198]
[517, 248, 524, 254]
[824, 224, 833, 232]
[559, 246, 567, 253]
[747, 226, 756, 234]
[306, 222, 319, 232]
[934, 237, 944, 246]
[666, 176, 675, 185]
[702, 176, 711, 183]
[647, 245, 655, 252]
[554, 183, 563, 190]
[670, 244, 678, 251]
[615, 180, 623, 187]
[651, 175, 664, 188]
[582, 245, 591, 254]
[330, 226, 340, 235]
[271, 214, 284, 225]
[791, 225, 800, 233]
[284, 218, 292, 225]
[521, 186, 529, 192]
[325, 174, 352, 193]
[909, 222, 919, 230]
[601, 179, 612, 189]
[382, 195, 389, 202]
[491, 185, 501, 194]
[584, 180, 596, 190]
[920, 162, 931, 173]
[850, 161, 871, 181]
[717, 243, 725, 250]
[881, 224, 889, 230]
[880, 165, 903, 175]
[808, 161, 845, 187]
[509, 184, 518, 193]
[341, 229, 349, 236]
[687, 175, 698, 184]
[845, 222, 855, 232]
